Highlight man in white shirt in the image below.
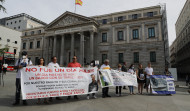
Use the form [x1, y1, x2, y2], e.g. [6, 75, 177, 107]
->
[48, 56, 62, 101]
[13, 51, 33, 105]
[100, 59, 111, 98]
[144, 62, 154, 94]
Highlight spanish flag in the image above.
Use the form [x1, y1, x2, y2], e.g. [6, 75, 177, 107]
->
[75, 0, 83, 6]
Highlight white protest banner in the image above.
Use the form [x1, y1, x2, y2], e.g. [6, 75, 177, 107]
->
[21, 66, 98, 100]
[99, 70, 137, 88]
[150, 75, 176, 94]
[111, 70, 138, 87]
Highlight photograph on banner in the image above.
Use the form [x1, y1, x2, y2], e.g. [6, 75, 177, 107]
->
[82, 67, 99, 94]
[111, 70, 138, 87]
[99, 69, 113, 87]
[150, 75, 176, 94]
[21, 66, 98, 100]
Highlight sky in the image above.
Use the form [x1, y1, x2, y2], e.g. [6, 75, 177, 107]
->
[0, 0, 187, 46]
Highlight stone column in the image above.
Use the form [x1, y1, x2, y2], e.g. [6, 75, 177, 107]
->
[53, 35, 57, 56]
[80, 32, 84, 66]
[126, 25, 130, 43]
[60, 35, 65, 66]
[142, 23, 145, 41]
[90, 31, 94, 61]
[70, 33, 74, 60]
[158, 21, 162, 41]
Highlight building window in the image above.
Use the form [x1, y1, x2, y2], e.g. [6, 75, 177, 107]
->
[118, 16, 123, 21]
[132, 29, 139, 39]
[147, 12, 154, 17]
[25, 32, 27, 36]
[102, 33, 107, 42]
[132, 14, 138, 19]
[15, 41, 17, 44]
[19, 20, 21, 22]
[31, 31, 34, 35]
[35, 57, 39, 65]
[18, 26, 20, 29]
[23, 43, 26, 49]
[7, 23, 8, 25]
[102, 54, 107, 64]
[7, 39, 10, 42]
[150, 51, 156, 62]
[37, 41, 40, 48]
[14, 27, 16, 29]
[38, 30, 41, 34]
[134, 52, 139, 63]
[102, 19, 107, 24]
[15, 21, 17, 23]
[30, 42, 33, 49]
[11, 22, 12, 24]
[118, 31, 124, 41]
[118, 53, 124, 63]
[148, 27, 155, 38]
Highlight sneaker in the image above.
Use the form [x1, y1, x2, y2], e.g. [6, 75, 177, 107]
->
[116, 94, 119, 97]
[102, 95, 106, 98]
[74, 96, 79, 99]
[93, 95, 97, 99]
[87, 96, 90, 100]
[12, 102, 20, 106]
[23, 101, 27, 105]
[106, 95, 111, 97]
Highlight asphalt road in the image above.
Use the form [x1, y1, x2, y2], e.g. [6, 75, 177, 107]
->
[0, 71, 190, 111]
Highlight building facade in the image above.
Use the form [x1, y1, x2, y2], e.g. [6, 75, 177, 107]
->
[0, 13, 47, 31]
[0, 25, 22, 58]
[170, 0, 190, 78]
[21, 5, 169, 74]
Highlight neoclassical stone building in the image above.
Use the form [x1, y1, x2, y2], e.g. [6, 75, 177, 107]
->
[21, 5, 169, 74]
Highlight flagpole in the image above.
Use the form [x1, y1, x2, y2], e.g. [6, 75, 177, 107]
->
[74, 2, 76, 13]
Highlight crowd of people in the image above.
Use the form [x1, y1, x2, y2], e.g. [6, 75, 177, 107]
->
[12, 51, 171, 105]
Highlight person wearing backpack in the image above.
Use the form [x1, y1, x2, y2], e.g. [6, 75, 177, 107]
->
[12, 51, 33, 105]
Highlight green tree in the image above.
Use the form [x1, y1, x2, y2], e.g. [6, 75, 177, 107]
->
[0, 0, 6, 13]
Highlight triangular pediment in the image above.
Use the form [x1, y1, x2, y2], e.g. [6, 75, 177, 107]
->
[46, 11, 96, 29]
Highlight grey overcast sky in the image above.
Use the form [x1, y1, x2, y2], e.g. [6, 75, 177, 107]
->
[0, 0, 187, 46]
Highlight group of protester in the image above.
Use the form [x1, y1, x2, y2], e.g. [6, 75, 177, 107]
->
[12, 51, 169, 105]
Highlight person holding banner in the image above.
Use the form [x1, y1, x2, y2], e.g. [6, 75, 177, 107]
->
[144, 62, 154, 94]
[116, 64, 122, 96]
[37, 58, 49, 104]
[100, 59, 111, 98]
[67, 56, 81, 100]
[122, 62, 127, 89]
[136, 64, 145, 94]
[48, 56, 62, 102]
[128, 64, 136, 95]
[12, 51, 33, 105]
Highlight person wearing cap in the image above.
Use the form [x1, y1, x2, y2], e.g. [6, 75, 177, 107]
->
[48, 56, 62, 102]
[67, 56, 81, 100]
[12, 51, 33, 105]
[100, 59, 111, 98]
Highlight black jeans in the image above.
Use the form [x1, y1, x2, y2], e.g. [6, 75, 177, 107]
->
[15, 78, 26, 103]
[116, 86, 122, 94]
[102, 82, 109, 96]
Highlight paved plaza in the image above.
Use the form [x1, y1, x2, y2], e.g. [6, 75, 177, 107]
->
[0, 71, 190, 111]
